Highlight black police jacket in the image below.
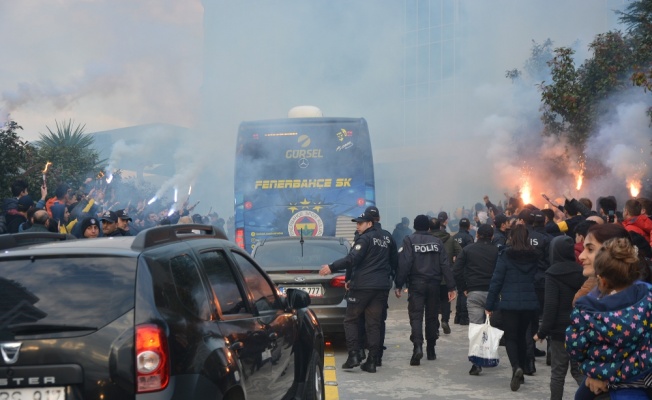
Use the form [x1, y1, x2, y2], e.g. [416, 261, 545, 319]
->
[528, 226, 552, 288]
[377, 222, 399, 281]
[330, 225, 391, 291]
[491, 229, 507, 247]
[453, 229, 474, 248]
[394, 231, 455, 291]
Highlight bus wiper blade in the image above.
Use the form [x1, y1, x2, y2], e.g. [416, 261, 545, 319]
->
[6, 323, 98, 334]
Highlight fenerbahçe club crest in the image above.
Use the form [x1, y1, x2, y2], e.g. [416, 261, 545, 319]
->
[288, 210, 324, 237]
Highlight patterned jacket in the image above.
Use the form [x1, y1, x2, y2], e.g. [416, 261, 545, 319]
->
[565, 281, 652, 383]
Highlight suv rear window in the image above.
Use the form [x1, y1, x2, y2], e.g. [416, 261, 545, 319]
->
[0, 256, 135, 337]
[253, 240, 349, 269]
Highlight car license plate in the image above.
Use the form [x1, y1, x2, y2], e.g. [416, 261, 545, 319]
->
[0, 387, 65, 400]
[278, 286, 324, 297]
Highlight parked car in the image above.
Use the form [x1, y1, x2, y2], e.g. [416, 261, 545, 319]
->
[0, 225, 324, 400]
[251, 236, 350, 335]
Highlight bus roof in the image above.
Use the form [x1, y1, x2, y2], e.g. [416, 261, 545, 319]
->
[239, 116, 367, 130]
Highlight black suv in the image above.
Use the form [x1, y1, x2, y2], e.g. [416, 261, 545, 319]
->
[0, 225, 324, 400]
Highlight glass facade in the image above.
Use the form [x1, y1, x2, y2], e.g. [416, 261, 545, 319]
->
[403, 0, 462, 144]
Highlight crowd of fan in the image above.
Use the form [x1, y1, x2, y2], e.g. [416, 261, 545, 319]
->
[430, 192, 652, 398]
[0, 179, 229, 239]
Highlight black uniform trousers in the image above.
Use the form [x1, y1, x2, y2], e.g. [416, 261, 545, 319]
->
[357, 289, 390, 358]
[438, 284, 451, 322]
[454, 291, 469, 324]
[343, 289, 388, 358]
[408, 280, 441, 345]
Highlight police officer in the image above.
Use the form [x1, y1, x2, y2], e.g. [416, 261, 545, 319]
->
[517, 209, 552, 373]
[319, 208, 392, 373]
[358, 205, 398, 366]
[492, 214, 510, 247]
[100, 210, 124, 237]
[115, 209, 135, 236]
[453, 217, 475, 248]
[394, 215, 456, 366]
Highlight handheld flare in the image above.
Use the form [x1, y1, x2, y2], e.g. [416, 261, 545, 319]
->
[42, 161, 53, 186]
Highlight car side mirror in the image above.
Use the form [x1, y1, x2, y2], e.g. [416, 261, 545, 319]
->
[286, 288, 311, 309]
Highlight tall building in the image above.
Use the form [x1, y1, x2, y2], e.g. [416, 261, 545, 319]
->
[402, 0, 462, 145]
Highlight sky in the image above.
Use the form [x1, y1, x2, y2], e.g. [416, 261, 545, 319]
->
[2, 0, 649, 226]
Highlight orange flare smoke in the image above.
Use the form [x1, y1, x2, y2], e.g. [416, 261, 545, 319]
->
[521, 180, 532, 205]
[629, 180, 641, 197]
[576, 171, 583, 191]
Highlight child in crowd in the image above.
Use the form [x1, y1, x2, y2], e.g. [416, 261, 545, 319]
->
[566, 238, 652, 399]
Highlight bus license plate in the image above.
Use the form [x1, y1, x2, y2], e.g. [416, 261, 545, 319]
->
[0, 387, 65, 400]
[279, 286, 324, 297]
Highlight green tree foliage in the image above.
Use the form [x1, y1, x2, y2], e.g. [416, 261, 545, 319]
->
[539, 47, 585, 144]
[33, 119, 105, 192]
[539, 31, 632, 148]
[0, 120, 39, 200]
[617, 0, 652, 121]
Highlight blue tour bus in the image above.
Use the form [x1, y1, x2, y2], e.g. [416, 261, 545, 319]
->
[234, 107, 375, 251]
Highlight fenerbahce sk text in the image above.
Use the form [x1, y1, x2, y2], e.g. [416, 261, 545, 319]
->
[255, 178, 352, 189]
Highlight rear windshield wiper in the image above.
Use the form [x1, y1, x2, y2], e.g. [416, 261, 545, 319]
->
[5, 323, 98, 335]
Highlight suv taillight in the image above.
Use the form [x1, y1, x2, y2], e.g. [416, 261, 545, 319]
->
[330, 275, 346, 288]
[236, 228, 245, 249]
[136, 324, 169, 393]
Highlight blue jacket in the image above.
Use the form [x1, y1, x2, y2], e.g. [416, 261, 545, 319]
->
[485, 248, 539, 311]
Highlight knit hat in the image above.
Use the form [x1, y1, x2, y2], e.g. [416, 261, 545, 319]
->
[80, 216, 100, 233]
[414, 214, 430, 231]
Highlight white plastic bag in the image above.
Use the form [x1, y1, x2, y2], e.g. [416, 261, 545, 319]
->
[468, 317, 504, 367]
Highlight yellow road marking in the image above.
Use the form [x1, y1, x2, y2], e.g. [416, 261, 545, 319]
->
[324, 344, 339, 400]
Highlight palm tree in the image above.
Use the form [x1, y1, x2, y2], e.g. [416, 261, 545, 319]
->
[36, 120, 94, 149]
[35, 119, 104, 191]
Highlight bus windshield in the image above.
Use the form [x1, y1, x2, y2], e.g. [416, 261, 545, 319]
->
[234, 116, 375, 251]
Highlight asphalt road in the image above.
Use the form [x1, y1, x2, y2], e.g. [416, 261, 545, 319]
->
[324, 293, 580, 400]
